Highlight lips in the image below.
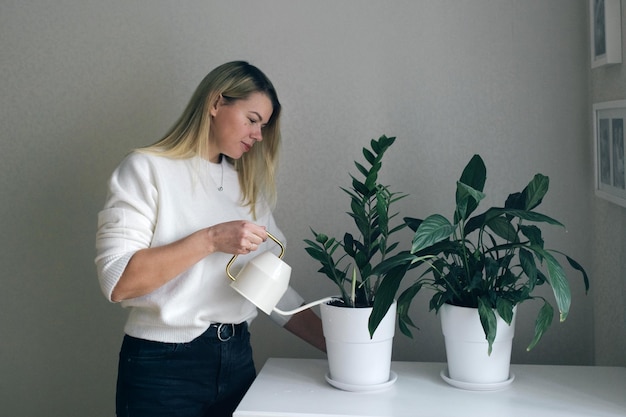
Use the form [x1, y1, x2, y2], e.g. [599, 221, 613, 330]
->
[242, 142, 253, 152]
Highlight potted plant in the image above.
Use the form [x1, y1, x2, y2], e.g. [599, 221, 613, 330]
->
[304, 134, 411, 390]
[371, 154, 589, 387]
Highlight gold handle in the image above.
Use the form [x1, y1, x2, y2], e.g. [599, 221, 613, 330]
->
[226, 231, 285, 281]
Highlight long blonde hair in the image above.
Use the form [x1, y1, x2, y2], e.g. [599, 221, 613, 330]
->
[141, 61, 282, 218]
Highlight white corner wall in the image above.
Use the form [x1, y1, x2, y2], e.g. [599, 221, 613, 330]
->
[590, 2, 626, 366]
[0, 1, 603, 416]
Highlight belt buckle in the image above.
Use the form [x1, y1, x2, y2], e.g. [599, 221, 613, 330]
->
[217, 323, 235, 342]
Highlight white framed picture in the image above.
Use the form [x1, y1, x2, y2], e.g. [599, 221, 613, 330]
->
[593, 100, 626, 207]
[590, 0, 623, 68]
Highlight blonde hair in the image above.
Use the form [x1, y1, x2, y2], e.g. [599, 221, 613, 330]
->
[140, 61, 282, 218]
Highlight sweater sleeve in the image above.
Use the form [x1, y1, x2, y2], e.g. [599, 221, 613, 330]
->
[94, 153, 158, 302]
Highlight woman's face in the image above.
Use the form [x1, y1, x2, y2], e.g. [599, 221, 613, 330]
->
[208, 92, 274, 163]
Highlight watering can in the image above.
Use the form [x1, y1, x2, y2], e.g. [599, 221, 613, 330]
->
[226, 231, 335, 315]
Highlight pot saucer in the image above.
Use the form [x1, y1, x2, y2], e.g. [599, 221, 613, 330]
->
[440, 368, 515, 391]
[325, 371, 398, 392]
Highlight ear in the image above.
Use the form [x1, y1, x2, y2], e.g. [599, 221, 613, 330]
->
[209, 94, 223, 117]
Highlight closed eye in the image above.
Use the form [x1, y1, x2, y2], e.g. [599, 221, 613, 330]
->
[248, 117, 268, 130]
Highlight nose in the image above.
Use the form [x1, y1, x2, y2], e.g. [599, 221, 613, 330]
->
[251, 124, 263, 142]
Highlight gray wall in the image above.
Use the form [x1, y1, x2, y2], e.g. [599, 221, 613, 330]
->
[1, 1, 621, 416]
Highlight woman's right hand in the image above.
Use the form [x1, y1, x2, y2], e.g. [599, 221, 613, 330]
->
[111, 220, 267, 302]
[205, 220, 268, 255]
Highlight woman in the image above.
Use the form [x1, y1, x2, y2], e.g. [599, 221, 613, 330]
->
[95, 61, 325, 417]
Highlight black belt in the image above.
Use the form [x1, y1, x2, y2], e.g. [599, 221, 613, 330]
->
[208, 322, 247, 342]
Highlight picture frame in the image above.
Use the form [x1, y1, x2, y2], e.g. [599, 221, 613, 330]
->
[593, 100, 626, 207]
[590, 0, 623, 68]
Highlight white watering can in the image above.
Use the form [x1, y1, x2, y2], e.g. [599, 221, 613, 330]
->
[226, 231, 335, 315]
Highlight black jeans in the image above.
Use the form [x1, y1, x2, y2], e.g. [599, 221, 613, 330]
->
[116, 323, 255, 417]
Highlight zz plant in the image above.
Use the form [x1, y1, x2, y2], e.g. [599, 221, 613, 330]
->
[304, 135, 412, 314]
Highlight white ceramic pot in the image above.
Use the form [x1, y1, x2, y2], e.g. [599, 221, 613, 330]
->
[440, 303, 517, 384]
[321, 300, 396, 387]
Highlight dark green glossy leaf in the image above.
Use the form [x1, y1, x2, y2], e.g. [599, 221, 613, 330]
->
[363, 148, 376, 165]
[520, 225, 543, 247]
[497, 209, 564, 227]
[369, 264, 410, 336]
[496, 298, 515, 325]
[455, 181, 486, 221]
[504, 191, 525, 210]
[565, 255, 590, 293]
[315, 232, 328, 243]
[352, 176, 369, 195]
[526, 301, 553, 351]
[370, 137, 381, 153]
[397, 281, 422, 333]
[411, 214, 455, 253]
[530, 246, 571, 320]
[376, 192, 389, 234]
[519, 248, 537, 286]
[365, 167, 380, 190]
[456, 154, 487, 218]
[354, 161, 369, 178]
[478, 297, 497, 355]
[523, 174, 549, 210]
[404, 217, 423, 232]
[486, 215, 517, 242]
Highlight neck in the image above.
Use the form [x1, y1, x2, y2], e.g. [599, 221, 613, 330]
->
[203, 151, 221, 164]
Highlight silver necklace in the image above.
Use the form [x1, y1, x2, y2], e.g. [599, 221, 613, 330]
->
[217, 159, 224, 191]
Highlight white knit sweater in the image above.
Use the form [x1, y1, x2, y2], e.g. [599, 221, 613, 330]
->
[95, 152, 303, 343]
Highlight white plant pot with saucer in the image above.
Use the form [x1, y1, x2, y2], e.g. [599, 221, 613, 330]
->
[439, 303, 517, 390]
[320, 300, 397, 391]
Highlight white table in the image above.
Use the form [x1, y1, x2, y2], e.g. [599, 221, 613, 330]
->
[234, 358, 626, 417]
